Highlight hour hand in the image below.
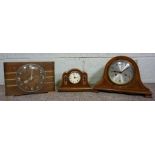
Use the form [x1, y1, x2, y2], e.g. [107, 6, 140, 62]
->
[24, 79, 29, 84]
[24, 76, 33, 84]
[112, 71, 122, 74]
[30, 69, 34, 80]
[30, 75, 33, 80]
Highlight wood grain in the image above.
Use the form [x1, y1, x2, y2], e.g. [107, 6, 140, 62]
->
[58, 68, 92, 92]
[4, 62, 55, 96]
[93, 56, 152, 98]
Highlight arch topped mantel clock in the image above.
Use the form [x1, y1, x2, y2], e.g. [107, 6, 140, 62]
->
[58, 68, 92, 92]
[93, 56, 152, 97]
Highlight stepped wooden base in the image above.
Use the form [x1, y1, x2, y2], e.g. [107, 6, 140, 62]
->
[94, 83, 152, 98]
[58, 87, 92, 92]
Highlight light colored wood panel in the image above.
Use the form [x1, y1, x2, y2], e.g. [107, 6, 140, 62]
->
[4, 71, 53, 79]
[5, 77, 54, 85]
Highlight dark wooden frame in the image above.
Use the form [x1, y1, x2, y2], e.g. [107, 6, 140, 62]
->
[93, 56, 152, 97]
[4, 62, 55, 96]
[58, 68, 92, 92]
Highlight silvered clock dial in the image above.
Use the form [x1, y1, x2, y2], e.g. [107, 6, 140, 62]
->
[16, 64, 45, 92]
[108, 60, 134, 85]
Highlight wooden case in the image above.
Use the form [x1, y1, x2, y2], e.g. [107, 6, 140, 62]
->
[93, 56, 152, 97]
[58, 68, 92, 92]
[4, 62, 55, 96]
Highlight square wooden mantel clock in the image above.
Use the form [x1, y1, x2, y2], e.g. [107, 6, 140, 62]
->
[4, 62, 55, 96]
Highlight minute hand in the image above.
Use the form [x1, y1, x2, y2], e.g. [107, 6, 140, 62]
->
[121, 64, 130, 73]
[30, 69, 33, 80]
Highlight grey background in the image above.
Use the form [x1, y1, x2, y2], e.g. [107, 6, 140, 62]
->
[0, 53, 155, 86]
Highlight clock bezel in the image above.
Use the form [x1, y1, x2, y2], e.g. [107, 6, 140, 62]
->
[16, 63, 46, 93]
[68, 70, 82, 84]
[107, 59, 135, 86]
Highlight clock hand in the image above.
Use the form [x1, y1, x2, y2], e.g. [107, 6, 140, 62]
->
[112, 71, 122, 74]
[24, 70, 33, 84]
[24, 79, 29, 84]
[24, 75, 33, 84]
[121, 64, 130, 73]
[30, 69, 34, 80]
[112, 64, 130, 74]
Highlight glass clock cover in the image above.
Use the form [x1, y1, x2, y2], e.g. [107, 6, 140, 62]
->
[69, 71, 81, 84]
[108, 60, 134, 85]
[16, 64, 45, 92]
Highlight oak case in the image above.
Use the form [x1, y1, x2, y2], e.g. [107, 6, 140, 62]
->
[58, 68, 92, 92]
[93, 56, 152, 97]
[4, 62, 55, 96]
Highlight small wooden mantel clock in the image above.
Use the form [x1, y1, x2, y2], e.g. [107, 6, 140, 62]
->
[58, 68, 92, 92]
[4, 62, 55, 96]
[93, 56, 152, 97]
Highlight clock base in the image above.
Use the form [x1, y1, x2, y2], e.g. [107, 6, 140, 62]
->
[8, 91, 49, 96]
[93, 84, 152, 98]
[144, 94, 152, 98]
[58, 87, 92, 92]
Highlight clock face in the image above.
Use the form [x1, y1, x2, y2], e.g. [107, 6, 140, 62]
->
[108, 60, 134, 85]
[16, 64, 46, 92]
[69, 71, 81, 84]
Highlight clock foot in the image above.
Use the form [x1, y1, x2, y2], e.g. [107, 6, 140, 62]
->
[144, 94, 152, 98]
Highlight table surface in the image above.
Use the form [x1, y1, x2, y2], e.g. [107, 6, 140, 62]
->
[0, 84, 154, 101]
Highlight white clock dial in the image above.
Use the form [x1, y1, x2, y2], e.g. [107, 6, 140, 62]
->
[69, 71, 81, 84]
[108, 60, 134, 85]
